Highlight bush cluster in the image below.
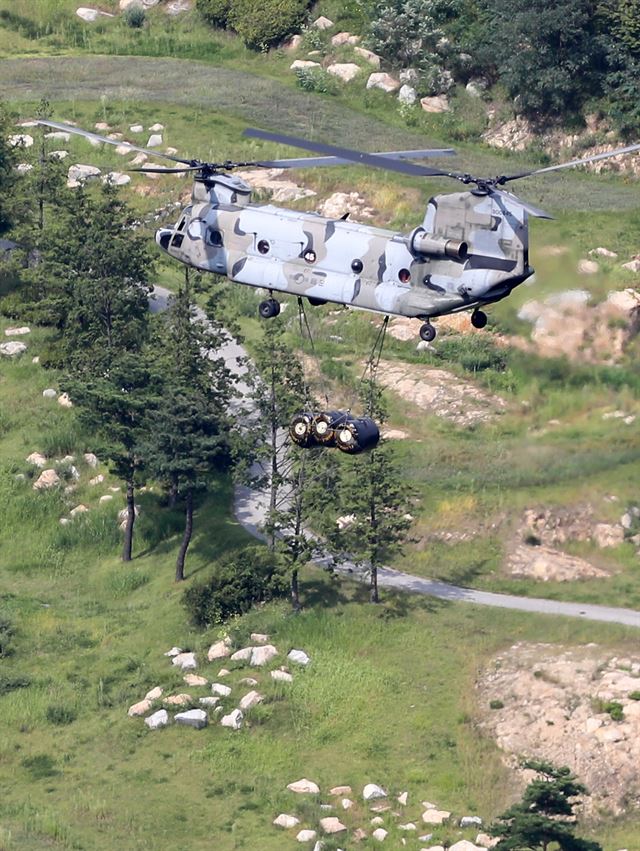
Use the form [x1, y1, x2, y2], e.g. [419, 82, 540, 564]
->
[183, 545, 288, 626]
[198, 0, 308, 50]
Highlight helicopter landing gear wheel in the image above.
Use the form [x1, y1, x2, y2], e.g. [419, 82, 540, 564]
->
[419, 321, 436, 342]
[471, 309, 487, 329]
[258, 297, 281, 319]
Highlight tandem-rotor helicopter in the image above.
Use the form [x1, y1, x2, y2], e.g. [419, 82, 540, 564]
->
[37, 119, 640, 453]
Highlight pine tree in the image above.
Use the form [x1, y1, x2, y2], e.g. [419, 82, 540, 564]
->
[489, 760, 603, 851]
[328, 380, 413, 603]
[142, 277, 237, 581]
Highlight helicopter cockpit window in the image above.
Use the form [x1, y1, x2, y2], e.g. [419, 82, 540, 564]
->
[257, 239, 270, 255]
[207, 228, 224, 247]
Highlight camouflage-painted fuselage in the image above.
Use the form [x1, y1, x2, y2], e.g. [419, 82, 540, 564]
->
[156, 175, 534, 319]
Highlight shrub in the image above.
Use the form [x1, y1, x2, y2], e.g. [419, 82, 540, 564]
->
[183, 545, 288, 626]
[228, 0, 308, 51]
[0, 674, 31, 695]
[489, 699, 504, 709]
[21, 754, 59, 779]
[604, 700, 624, 721]
[46, 704, 77, 726]
[196, 0, 232, 28]
[0, 612, 15, 657]
[629, 690, 640, 701]
[124, 4, 146, 28]
[295, 67, 336, 94]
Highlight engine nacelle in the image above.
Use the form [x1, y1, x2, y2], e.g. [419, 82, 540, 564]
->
[409, 228, 468, 261]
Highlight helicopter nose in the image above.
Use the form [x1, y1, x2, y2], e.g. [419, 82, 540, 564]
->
[156, 228, 172, 252]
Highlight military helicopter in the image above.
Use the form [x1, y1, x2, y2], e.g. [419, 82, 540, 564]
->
[39, 120, 640, 343]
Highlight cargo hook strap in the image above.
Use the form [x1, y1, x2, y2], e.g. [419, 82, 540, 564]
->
[297, 297, 330, 408]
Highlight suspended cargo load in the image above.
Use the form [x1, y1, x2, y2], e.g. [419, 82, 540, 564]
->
[335, 416, 380, 454]
[289, 412, 316, 447]
[311, 410, 349, 446]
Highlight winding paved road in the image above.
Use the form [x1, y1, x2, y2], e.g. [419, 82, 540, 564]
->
[151, 286, 640, 629]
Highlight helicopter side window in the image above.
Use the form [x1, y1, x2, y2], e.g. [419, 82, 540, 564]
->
[257, 239, 270, 255]
[398, 268, 411, 283]
[171, 233, 184, 248]
[207, 228, 224, 247]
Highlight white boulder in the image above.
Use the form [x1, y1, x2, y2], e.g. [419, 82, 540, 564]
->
[366, 73, 400, 93]
[239, 690, 264, 711]
[459, 817, 483, 828]
[103, 172, 131, 186]
[273, 813, 300, 829]
[67, 164, 101, 187]
[363, 784, 387, 801]
[42, 388, 58, 399]
[319, 816, 346, 834]
[271, 669, 293, 683]
[146, 134, 163, 147]
[129, 124, 144, 133]
[420, 95, 450, 113]
[312, 15, 333, 29]
[26, 452, 47, 467]
[58, 392, 73, 408]
[199, 696, 220, 707]
[70, 504, 89, 517]
[0, 341, 27, 357]
[128, 698, 152, 716]
[354, 46, 381, 67]
[175, 708, 208, 729]
[207, 637, 231, 660]
[327, 63, 361, 83]
[297, 829, 317, 842]
[398, 84, 417, 105]
[148, 123, 164, 131]
[287, 778, 320, 794]
[251, 644, 278, 666]
[422, 809, 451, 824]
[163, 693, 192, 707]
[144, 709, 169, 729]
[33, 469, 61, 490]
[372, 828, 388, 841]
[230, 646, 253, 662]
[183, 673, 208, 687]
[288, 649, 310, 666]
[4, 326, 30, 336]
[290, 60, 322, 70]
[83, 452, 99, 467]
[9, 134, 34, 147]
[250, 633, 269, 643]
[164, 646, 182, 656]
[144, 686, 163, 701]
[172, 652, 197, 670]
[211, 682, 231, 697]
[220, 708, 243, 729]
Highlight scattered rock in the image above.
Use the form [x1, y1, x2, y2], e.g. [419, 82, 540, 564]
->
[250, 633, 269, 643]
[319, 816, 347, 834]
[231, 647, 253, 662]
[341, 798, 354, 809]
[1, 341, 27, 357]
[166, 0, 191, 13]
[398, 85, 417, 105]
[273, 813, 300, 829]
[327, 63, 361, 83]
[420, 95, 449, 113]
[27, 452, 47, 467]
[70, 504, 89, 517]
[450, 842, 485, 851]
[399, 822, 416, 830]
[146, 134, 163, 148]
[172, 652, 197, 670]
[207, 637, 231, 661]
[271, 669, 293, 683]
[317, 191, 373, 220]
[363, 784, 387, 801]
[199, 696, 219, 707]
[621, 259, 640, 273]
[284, 34, 303, 50]
[354, 46, 381, 67]
[31, 356, 39, 364]
[129, 124, 143, 133]
[329, 785, 352, 796]
[465, 79, 487, 97]
[251, 644, 278, 666]
[148, 123, 164, 132]
[220, 708, 243, 729]
[297, 829, 317, 842]
[42, 388, 58, 399]
[89, 474, 105, 486]
[422, 810, 451, 824]
[144, 709, 169, 730]
[8, 134, 34, 148]
[175, 708, 208, 729]
[67, 164, 101, 188]
[331, 32, 360, 46]
[593, 523, 625, 548]
[372, 828, 388, 841]
[83, 452, 99, 467]
[58, 392, 73, 408]
[128, 699, 152, 717]
[4, 326, 30, 336]
[312, 15, 333, 29]
[239, 690, 264, 711]
[397, 791, 408, 805]
[163, 693, 192, 706]
[508, 544, 609, 582]
[103, 172, 131, 187]
[288, 649, 310, 666]
[144, 686, 163, 701]
[239, 677, 258, 686]
[590, 247, 618, 258]
[211, 682, 231, 697]
[287, 778, 320, 794]
[578, 259, 599, 275]
[460, 816, 483, 828]
[183, 674, 208, 687]
[217, 668, 230, 677]
[33, 469, 61, 490]
[164, 646, 182, 657]
[366, 73, 400, 93]
[371, 816, 384, 826]
[290, 59, 322, 71]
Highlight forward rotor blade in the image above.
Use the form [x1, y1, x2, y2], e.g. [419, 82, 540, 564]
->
[128, 165, 202, 174]
[254, 148, 456, 169]
[489, 187, 553, 219]
[244, 128, 453, 179]
[502, 141, 640, 182]
[37, 120, 193, 165]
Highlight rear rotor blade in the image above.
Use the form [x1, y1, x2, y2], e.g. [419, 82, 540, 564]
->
[489, 187, 553, 219]
[502, 141, 640, 182]
[254, 148, 456, 169]
[244, 127, 454, 179]
[129, 165, 202, 174]
[37, 120, 194, 166]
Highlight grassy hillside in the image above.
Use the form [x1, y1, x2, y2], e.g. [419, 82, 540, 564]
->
[1, 5, 639, 849]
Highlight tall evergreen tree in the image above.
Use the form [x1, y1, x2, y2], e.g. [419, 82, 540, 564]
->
[0, 100, 20, 237]
[142, 277, 237, 581]
[328, 381, 413, 603]
[489, 760, 603, 851]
